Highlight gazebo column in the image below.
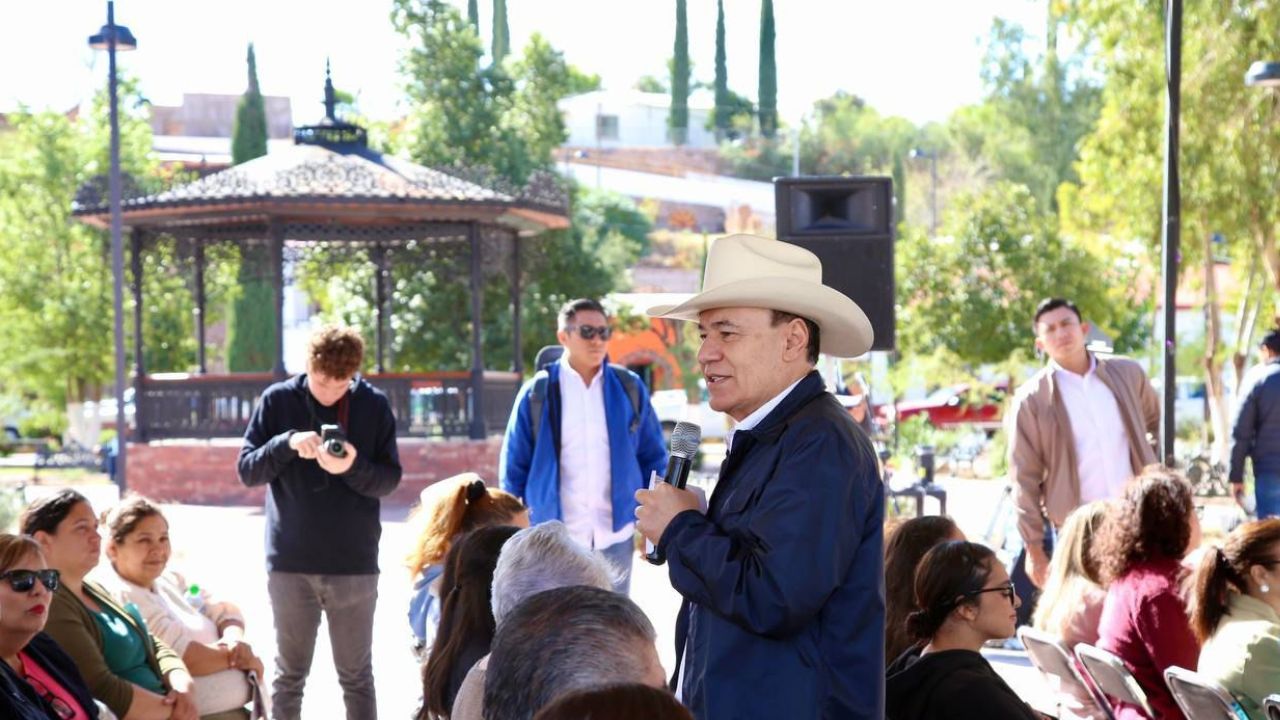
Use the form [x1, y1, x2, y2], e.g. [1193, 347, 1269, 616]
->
[511, 232, 523, 375]
[130, 229, 147, 442]
[193, 240, 207, 374]
[468, 223, 486, 440]
[270, 223, 286, 379]
[373, 243, 388, 373]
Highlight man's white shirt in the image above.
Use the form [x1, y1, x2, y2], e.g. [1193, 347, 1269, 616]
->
[557, 354, 633, 550]
[1052, 356, 1132, 503]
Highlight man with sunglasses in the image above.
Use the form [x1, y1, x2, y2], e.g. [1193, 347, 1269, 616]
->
[500, 298, 667, 594]
[237, 324, 402, 720]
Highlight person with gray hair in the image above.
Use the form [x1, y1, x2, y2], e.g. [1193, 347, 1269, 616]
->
[481, 586, 667, 720]
[451, 522, 615, 720]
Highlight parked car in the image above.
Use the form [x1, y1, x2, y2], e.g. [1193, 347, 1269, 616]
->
[880, 382, 1008, 433]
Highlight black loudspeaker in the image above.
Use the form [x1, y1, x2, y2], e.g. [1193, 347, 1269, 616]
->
[774, 176, 895, 352]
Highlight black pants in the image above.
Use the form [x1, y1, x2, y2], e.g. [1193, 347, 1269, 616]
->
[1011, 523, 1055, 628]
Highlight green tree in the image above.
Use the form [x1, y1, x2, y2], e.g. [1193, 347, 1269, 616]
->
[712, 0, 731, 137]
[635, 75, 666, 93]
[492, 0, 510, 62]
[227, 43, 276, 371]
[467, 0, 478, 30]
[758, 0, 777, 138]
[670, 0, 690, 145]
[230, 44, 268, 165]
[897, 182, 1147, 365]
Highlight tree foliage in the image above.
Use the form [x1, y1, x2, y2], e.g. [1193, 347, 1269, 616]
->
[757, 0, 777, 138]
[713, 0, 730, 136]
[897, 182, 1148, 365]
[670, 0, 690, 145]
[491, 0, 510, 62]
[231, 44, 268, 166]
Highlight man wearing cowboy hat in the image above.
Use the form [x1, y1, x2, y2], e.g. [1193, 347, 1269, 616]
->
[635, 234, 884, 720]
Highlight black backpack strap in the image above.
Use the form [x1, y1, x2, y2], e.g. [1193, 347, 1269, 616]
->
[609, 364, 642, 434]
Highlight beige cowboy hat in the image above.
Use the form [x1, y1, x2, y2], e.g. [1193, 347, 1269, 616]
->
[647, 234, 874, 358]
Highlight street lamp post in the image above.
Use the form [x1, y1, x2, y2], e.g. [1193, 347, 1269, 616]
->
[909, 148, 938, 236]
[89, 1, 137, 492]
[1160, 0, 1182, 464]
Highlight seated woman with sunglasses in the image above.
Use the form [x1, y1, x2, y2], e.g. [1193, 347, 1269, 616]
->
[885, 540, 1038, 720]
[100, 496, 261, 719]
[1094, 466, 1201, 720]
[0, 533, 100, 719]
[21, 489, 198, 720]
[1188, 518, 1280, 720]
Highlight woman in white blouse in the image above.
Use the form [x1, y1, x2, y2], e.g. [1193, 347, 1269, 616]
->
[100, 495, 264, 718]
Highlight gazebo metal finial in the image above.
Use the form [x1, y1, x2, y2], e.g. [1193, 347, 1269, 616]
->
[295, 60, 368, 148]
[324, 57, 336, 121]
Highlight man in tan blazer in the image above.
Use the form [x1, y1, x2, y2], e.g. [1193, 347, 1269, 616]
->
[1008, 297, 1159, 624]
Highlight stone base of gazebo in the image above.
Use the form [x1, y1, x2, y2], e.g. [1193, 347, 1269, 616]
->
[126, 437, 503, 507]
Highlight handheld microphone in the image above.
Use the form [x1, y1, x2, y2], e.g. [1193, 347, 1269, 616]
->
[645, 421, 702, 565]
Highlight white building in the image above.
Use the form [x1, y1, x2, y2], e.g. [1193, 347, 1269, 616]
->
[560, 89, 717, 150]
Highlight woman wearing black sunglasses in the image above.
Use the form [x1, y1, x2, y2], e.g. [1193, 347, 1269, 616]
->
[0, 533, 99, 719]
[22, 489, 198, 720]
[885, 540, 1038, 720]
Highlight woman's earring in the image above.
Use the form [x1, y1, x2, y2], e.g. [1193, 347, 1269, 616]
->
[1263, 583, 1271, 594]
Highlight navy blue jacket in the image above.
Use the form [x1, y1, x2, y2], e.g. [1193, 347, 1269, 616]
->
[499, 360, 667, 530]
[0, 632, 100, 720]
[1230, 359, 1280, 482]
[237, 374, 402, 574]
[661, 370, 885, 720]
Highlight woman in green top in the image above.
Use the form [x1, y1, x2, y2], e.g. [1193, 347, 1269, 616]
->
[21, 489, 198, 720]
[1190, 518, 1280, 720]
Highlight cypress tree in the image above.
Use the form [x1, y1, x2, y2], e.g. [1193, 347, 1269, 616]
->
[467, 0, 479, 31]
[231, 44, 267, 165]
[758, 0, 777, 138]
[228, 44, 275, 372]
[670, 0, 689, 145]
[713, 0, 730, 137]
[492, 0, 510, 62]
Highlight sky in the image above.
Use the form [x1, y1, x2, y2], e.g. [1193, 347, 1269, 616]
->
[2, 0, 1049, 129]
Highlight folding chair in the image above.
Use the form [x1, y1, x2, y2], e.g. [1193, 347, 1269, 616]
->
[1074, 643, 1155, 719]
[1262, 694, 1280, 720]
[1017, 627, 1114, 720]
[1163, 666, 1248, 720]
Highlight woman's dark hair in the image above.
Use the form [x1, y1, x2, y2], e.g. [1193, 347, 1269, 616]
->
[1093, 465, 1195, 584]
[884, 516, 959, 660]
[532, 683, 693, 720]
[20, 489, 89, 536]
[419, 524, 520, 719]
[103, 494, 166, 545]
[906, 540, 998, 641]
[1189, 518, 1280, 642]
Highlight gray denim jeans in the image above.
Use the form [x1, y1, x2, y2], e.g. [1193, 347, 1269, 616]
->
[267, 572, 379, 720]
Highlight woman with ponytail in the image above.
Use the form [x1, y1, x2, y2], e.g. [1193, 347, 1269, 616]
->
[885, 540, 1038, 720]
[1189, 518, 1280, 720]
[406, 474, 527, 660]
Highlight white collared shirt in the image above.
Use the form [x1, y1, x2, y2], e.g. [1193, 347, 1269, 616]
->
[557, 355, 632, 550]
[1053, 356, 1132, 503]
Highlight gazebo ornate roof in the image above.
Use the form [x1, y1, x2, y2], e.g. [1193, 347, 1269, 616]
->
[74, 64, 569, 234]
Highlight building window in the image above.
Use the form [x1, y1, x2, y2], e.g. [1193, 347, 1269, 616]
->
[596, 114, 619, 140]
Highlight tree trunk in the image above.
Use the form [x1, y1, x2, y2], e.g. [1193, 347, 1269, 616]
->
[1202, 228, 1229, 462]
[1232, 249, 1261, 391]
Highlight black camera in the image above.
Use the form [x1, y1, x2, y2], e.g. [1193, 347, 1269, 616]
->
[320, 424, 348, 458]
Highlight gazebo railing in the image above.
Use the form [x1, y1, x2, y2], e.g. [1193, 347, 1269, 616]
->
[136, 371, 523, 440]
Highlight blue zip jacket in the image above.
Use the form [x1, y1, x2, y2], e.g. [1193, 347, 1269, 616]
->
[499, 359, 667, 531]
[660, 370, 885, 720]
[1230, 358, 1280, 482]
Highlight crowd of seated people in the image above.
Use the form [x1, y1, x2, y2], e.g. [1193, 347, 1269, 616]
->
[10, 459, 1280, 720]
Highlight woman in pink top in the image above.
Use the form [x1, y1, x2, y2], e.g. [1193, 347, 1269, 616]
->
[1093, 466, 1201, 720]
[0, 533, 99, 719]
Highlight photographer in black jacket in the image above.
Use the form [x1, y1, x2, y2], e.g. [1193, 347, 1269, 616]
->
[237, 325, 401, 720]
